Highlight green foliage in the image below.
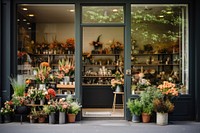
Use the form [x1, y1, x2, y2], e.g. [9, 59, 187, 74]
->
[43, 104, 56, 115]
[139, 86, 162, 115]
[9, 77, 26, 97]
[66, 95, 81, 115]
[82, 7, 124, 23]
[127, 99, 142, 116]
[68, 101, 81, 115]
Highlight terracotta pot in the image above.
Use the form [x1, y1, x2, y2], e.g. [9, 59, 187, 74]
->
[38, 117, 46, 123]
[67, 114, 76, 123]
[142, 113, 151, 123]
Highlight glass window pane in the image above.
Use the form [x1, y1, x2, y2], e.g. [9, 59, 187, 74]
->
[130, 4, 189, 95]
[17, 4, 75, 94]
[82, 6, 124, 23]
[82, 27, 124, 86]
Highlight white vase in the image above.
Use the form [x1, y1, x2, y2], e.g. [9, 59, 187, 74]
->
[115, 85, 122, 92]
[63, 76, 70, 85]
[39, 84, 46, 90]
[156, 112, 168, 125]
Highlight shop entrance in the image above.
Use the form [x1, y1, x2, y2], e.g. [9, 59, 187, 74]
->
[81, 6, 125, 118]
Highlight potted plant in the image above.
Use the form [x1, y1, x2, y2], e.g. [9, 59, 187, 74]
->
[35, 62, 51, 89]
[155, 81, 179, 125]
[57, 98, 70, 124]
[9, 77, 28, 114]
[43, 100, 57, 124]
[27, 108, 38, 123]
[66, 95, 81, 123]
[58, 58, 75, 84]
[37, 89, 48, 105]
[26, 87, 38, 104]
[126, 99, 142, 122]
[0, 101, 14, 123]
[37, 108, 47, 123]
[111, 71, 124, 92]
[139, 87, 155, 123]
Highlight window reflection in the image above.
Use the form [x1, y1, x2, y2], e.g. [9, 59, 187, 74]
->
[131, 5, 188, 95]
[82, 6, 124, 23]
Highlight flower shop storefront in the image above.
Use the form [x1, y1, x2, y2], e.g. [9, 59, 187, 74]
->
[1, 0, 200, 123]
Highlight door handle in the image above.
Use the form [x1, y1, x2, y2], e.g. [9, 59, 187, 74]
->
[126, 69, 131, 76]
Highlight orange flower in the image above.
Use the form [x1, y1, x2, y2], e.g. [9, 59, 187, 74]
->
[40, 62, 49, 67]
[66, 38, 75, 45]
[25, 79, 31, 84]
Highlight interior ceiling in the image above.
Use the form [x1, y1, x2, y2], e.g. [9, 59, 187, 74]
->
[18, 4, 75, 23]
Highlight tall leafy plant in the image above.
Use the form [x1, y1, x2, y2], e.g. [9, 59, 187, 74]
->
[9, 77, 26, 97]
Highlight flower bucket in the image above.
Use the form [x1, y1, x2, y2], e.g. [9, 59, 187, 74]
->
[67, 114, 76, 123]
[156, 112, 168, 125]
[3, 114, 11, 123]
[49, 112, 56, 124]
[59, 112, 66, 124]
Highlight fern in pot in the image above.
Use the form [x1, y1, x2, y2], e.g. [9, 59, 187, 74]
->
[127, 99, 142, 122]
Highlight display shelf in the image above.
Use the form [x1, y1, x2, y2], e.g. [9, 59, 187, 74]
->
[89, 54, 120, 56]
[132, 64, 180, 66]
[82, 76, 114, 78]
[82, 64, 117, 67]
[132, 52, 179, 56]
[82, 84, 111, 86]
[30, 53, 74, 56]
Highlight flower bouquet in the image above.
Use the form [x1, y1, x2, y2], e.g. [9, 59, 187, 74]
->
[26, 88, 38, 103]
[37, 88, 48, 100]
[57, 98, 70, 112]
[157, 81, 179, 101]
[66, 38, 75, 51]
[35, 62, 51, 84]
[45, 88, 56, 100]
[110, 40, 124, 54]
[111, 71, 124, 91]
[58, 58, 75, 76]
[0, 101, 14, 115]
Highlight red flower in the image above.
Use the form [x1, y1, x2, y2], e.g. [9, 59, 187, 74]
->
[46, 88, 56, 100]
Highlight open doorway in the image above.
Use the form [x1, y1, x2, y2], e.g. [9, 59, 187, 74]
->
[81, 6, 125, 118]
[81, 27, 125, 118]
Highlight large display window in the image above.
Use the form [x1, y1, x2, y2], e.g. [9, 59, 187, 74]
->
[130, 4, 189, 95]
[17, 4, 75, 94]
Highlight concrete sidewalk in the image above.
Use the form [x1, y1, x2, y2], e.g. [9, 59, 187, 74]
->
[0, 120, 200, 133]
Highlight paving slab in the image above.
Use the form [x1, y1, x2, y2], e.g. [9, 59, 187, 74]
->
[0, 120, 200, 133]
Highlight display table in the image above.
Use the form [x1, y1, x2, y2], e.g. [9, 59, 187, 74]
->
[56, 84, 75, 94]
